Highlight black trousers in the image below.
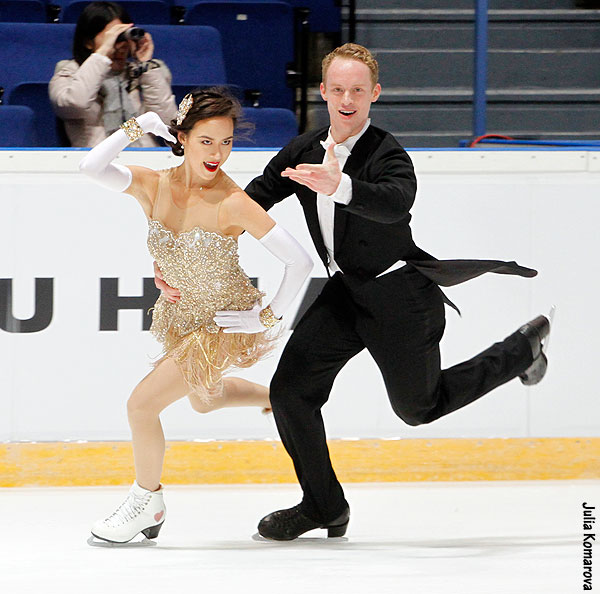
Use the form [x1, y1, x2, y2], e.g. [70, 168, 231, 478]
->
[269, 268, 534, 523]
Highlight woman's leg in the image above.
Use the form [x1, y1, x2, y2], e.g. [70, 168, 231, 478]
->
[187, 377, 270, 413]
[127, 357, 191, 492]
[129, 363, 270, 491]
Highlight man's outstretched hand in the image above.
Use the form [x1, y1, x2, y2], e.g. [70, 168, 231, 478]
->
[153, 261, 180, 303]
[281, 142, 342, 195]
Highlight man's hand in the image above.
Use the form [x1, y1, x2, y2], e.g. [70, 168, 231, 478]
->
[281, 142, 342, 195]
[153, 261, 180, 303]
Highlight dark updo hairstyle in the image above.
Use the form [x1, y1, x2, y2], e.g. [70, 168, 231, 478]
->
[168, 87, 252, 157]
[73, 1, 133, 65]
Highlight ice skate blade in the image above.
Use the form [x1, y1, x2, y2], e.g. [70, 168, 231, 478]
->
[87, 535, 157, 548]
[251, 532, 348, 544]
[543, 305, 557, 355]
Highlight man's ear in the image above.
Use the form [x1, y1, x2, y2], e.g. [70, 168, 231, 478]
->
[371, 83, 382, 103]
[319, 82, 327, 102]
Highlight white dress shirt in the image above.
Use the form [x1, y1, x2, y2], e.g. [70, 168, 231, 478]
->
[317, 119, 406, 277]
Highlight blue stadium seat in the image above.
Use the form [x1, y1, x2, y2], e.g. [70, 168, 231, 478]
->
[0, 0, 47, 22]
[171, 84, 243, 109]
[0, 105, 36, 147]
[0, 23, 225, 145]
[286, 0, 340, 33]
[61, 0, 171, 24]
[143, 25, 226, 87]
[236, 107, 297, 148]
[8, 82, 69, 147]
[0, 23, 75, 100]
[184, 1, 294, 109]
[181, 0, 341, 33]
[0, 23, 223, 99]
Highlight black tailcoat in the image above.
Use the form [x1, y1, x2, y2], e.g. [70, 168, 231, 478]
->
[246, 124, 536, 293]
[245, 124, 537, 523]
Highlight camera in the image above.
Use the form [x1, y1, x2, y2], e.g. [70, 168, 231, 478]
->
[116, 27, 145, 44]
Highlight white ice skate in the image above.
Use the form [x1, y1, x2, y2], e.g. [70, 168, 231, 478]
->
[90, 481, 166, 544]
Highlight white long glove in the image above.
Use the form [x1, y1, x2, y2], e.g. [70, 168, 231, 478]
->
[214, 224, 313, 333]
[78, 111, 176, 191]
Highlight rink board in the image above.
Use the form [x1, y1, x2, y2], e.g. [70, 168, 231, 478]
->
[1, 148, 599, 467]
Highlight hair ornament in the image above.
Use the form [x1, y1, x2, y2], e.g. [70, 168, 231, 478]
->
[176, 93, 193, 126]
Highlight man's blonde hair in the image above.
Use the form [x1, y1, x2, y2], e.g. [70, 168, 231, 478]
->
[321, 43, 379, 88]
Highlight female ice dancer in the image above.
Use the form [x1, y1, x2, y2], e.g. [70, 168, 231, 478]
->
[79, 88, 313, 544]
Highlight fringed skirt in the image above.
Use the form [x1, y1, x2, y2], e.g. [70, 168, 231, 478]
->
[153, 322, 276, 402]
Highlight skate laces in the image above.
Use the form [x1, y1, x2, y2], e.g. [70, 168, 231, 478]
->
[270, 505, 313, 528]
[103, 490, 152, 527]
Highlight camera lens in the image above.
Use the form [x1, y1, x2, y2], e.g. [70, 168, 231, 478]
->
[116, 27, 145, 43]
[128, 27, 145, 41]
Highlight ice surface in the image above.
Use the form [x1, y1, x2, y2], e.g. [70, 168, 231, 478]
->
[1, 480, 595, 594]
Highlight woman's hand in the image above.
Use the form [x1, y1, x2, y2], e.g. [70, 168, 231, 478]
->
[136, 112, 177, 143]
[95, 23, 133, 59]
[133, 33, 154, 63]
[154, 261, 181, 303]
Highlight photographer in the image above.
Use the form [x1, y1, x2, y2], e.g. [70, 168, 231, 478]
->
[49, 1, 177, 147]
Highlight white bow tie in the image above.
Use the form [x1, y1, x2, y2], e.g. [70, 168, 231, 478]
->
[320, 140, 351, 159]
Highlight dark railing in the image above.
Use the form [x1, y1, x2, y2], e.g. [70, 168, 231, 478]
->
[289, 7, 310, 134]
[297, 7, 310, 134]
[473, 0, 489, 138]
[347, 0, 356, 43]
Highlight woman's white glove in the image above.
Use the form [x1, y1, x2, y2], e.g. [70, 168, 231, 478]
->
[78, 111, 176, 192]
[214, 304, 265, 334]
[136, 111, 176, 141]
[214, 224, 313, 333]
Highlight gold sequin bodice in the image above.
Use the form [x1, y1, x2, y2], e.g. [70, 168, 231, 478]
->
[147, 218, 264, 339]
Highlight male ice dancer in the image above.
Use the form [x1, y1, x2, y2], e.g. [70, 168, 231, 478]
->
[246, 43, 550, 540]
[156, 44, 551, 540]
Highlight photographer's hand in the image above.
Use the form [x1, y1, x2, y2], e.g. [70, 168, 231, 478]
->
[96, 23, 133, 59]
[134, 33, 154, 63]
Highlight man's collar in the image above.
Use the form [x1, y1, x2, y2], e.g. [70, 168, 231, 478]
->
[326, 118, 372, 153]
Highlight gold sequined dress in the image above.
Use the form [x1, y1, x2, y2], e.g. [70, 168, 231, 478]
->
[147, 169, 273, 401]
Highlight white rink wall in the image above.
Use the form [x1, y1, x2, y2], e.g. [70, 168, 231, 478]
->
[0, 148, 598, 441]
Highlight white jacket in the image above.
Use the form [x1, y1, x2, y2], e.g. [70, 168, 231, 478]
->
[49, 52, 177, 147]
